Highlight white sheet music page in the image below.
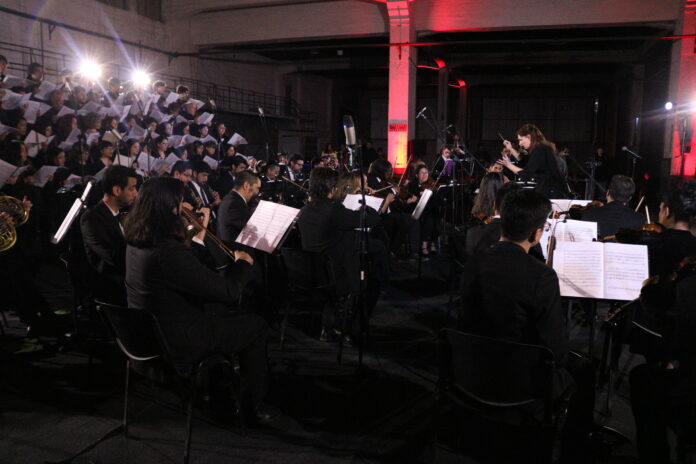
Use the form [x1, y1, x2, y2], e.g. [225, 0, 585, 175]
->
[555, 219, 597, 243]
[343, 194, 383, 212]
[553, 241, 604, 299]
[603, 242, 649, 301]
[236, 200, 300, 254]
[411, 189, 433, 220]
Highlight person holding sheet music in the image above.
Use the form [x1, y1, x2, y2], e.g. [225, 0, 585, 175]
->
[579, 175, 644, 238]
[88, 141, 114, 176]
[498, 124, 568, 198]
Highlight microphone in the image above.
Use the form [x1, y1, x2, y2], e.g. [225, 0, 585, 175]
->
[622, 146, 642, 159]
[110, 130, 123, 142]
[343, 115, 357, 146]
[416, 107, 427, 119]
[257, 106, 264, 116]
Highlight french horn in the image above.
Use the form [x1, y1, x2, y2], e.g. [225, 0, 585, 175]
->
[0, 196, 29, 252]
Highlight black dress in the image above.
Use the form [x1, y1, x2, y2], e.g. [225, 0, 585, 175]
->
[518, 144, 567, 198]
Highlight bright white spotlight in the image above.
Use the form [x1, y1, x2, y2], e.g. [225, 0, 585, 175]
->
[131, 69, 150, 88]
[79, 59, 102, 81]
[664, 101, 674, 111]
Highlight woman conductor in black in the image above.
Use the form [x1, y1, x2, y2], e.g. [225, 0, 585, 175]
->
[498, 124, 568, 198]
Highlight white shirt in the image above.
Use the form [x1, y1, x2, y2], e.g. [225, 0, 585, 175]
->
[104, 201, 124, 236]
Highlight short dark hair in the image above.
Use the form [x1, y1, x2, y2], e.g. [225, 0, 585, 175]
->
[500, 190, 551, 242]
[27, 62, 43, 74]
[103, 165, 137, 196]
[290, 154, 304, 164]
[233, 171, 260, 190]
[99, 140, 114, 152]
[662, 180, 696, 225]
[108, 77, 121, 87]
[171, 160, 191, 175]
[176, 84, 189, 94]
[0, 55, 7, 64]
[191, 160, 210, 174]
[231, 155, 248, 168]
[494, 181, 521, 213]
[124, 177, 186, 247]
[152, 80, 166, 89]
[203, 140, 217, 150]
[608, 175, 635, 204]
[309, 167, 339, 200]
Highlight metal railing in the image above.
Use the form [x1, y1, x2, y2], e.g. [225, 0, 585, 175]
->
[0, 40, 317, 126]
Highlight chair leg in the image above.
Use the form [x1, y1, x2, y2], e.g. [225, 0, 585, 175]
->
[184, 372, 199, 464]
[123, 359, 130, 437]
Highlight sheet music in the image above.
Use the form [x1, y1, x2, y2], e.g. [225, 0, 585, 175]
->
[33, 165, 61, 188]
[343, 194, 384, 212]
[137, 152, 157, 171]
[228, 133, 248, 146]
[553, 241, 604, 299]
[550, 199, 591, 214]
[603, 242, 649, 301]
[24, 101, 41, 124]
[203, 155, 219, 170]
[198, 112, 214, 125]
[236, 200, 300, 254]
[25, 130, 47, 158]
[114, 155, 132, 167]
[411, 189, 433, 220]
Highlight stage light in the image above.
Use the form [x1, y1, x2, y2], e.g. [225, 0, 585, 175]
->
[78, 59, 102, 81]
[665, 101, 674, 110]
[131, 69, 150, 88]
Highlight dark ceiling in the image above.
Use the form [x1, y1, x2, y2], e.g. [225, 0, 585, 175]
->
[198, 23, 675, 79]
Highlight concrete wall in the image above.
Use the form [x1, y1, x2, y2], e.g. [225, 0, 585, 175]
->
[0, 0, 279, 95]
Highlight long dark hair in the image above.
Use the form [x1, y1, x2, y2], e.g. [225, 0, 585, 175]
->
[472, 172, 504, 218]
[124, 177, 186, 247]
[516, 124, 557, 153]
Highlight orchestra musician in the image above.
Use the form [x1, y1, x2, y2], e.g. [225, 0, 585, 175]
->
[80, 166, 138, 306]
[460, 189, 594, 456]
[217, 171, 261, 252]
[123, 177, 274, 424]
[258, 161, 282, 203]
[297, 167, 383, 340]
[579, 175, 644, 239]
[407, 165, 440, 256]
[432, 146, 456, 180]
[498, 124, 568, 198]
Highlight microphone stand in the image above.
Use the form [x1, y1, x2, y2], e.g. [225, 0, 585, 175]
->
[257, 108, 272, 162]
[566, 153, 606, 196]
[352, 139, 368, 370]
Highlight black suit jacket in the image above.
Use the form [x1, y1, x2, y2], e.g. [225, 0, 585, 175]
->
[581, 201, 644, 238]
[80, 201, 127, 304]
[297, 199, 381, 296]
[459, 241, 568, 364]
[518, 145, 567, 198]
[126, 239, 253, 360]
[217, 190, 251, 248]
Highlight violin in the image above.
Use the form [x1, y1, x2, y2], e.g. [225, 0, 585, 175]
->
[567, 200, 604, 220]
[601, 222, 664, 244]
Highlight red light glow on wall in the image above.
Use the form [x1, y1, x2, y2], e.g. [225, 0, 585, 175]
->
[670, 116, 696, 178]
[433, 58, 446, 69]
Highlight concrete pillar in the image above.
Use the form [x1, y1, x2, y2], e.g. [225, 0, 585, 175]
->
[664, 0, 696, 179]
[437, 65, 449, 147]
[386, 0, 417, 174]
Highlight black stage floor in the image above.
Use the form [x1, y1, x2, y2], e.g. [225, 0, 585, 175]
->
[0, 253, 640, 463]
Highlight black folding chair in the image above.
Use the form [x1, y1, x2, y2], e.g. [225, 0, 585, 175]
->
[437, 329, 573, 464]
[97, 301, 243, 464]
[278, 248, 348, 362]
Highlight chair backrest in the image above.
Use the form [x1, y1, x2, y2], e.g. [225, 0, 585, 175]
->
[438, 329, 555, 409]
[96, 301, 161, 362]
[279, 248, 336, 290]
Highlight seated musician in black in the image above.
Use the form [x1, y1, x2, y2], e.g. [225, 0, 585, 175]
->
[259, 161, 282, 203]
[367, 158, 418, 257]
[407, 164, 440, 256]
[80, 166, 138, 305]
[631, 260, 696, 464]
[580, 175, 644, 239]
[217, 171, 260, 252]
[648, 180, 696, 277]
[464, 181, 520, 258]
[124, 177, 272, 423]
[297, 167, 382, 340]
[460, 190, 593, 448]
